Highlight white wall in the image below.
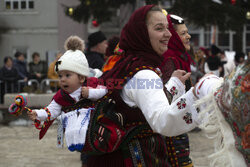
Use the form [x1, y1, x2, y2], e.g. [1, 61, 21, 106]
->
[0, 0, 58, 67]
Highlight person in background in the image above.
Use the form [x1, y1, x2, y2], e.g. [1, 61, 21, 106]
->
[47, 52, 62, 91]
[196, 47, 209, 74]
[211, 45, 235, 77]
[0, 57, 19, 102]
[204, 55, 222, 77]
[102, 36, 122, 72]
[104, 36, 120, 61]
[13, 51, 29, 91]
[86, 31, 108, 70]
[235, 52, 245, 66]
[189, 45, 199, 84]
[29, 52, 47, 83]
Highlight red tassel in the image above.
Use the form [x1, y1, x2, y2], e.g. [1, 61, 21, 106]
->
[39, 120, 55, 140]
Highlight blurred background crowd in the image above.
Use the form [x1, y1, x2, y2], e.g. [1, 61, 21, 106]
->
[0, 0, 250, 104]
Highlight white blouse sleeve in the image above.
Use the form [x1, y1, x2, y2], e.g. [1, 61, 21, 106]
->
[194, 74, 223, 99]
[88, 85, 108, 101]
[165, 76, 185, 102]
[121, 69, 199, 137]
[35, 99, 62, 121]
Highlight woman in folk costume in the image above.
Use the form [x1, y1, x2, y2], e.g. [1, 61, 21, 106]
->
[160, 14, 194, 166]
[161, 14, 193, 87]
[194, 60, 249, 167]
[83, 5, 206, 166]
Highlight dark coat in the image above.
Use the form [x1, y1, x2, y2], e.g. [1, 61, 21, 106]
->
[86, 51, 105, 70]
[0, 66, 20, 93]
[29, 61, 47, 81]
[0, 66, 20, 81]
[13, 59, 29, 79]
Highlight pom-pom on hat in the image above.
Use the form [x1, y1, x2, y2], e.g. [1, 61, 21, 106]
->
[88, 31, 107, 49]
[64, 35, 85, 52]
[55, 50, 89, 77]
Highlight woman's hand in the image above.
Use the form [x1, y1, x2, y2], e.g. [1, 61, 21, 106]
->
[27, 110, 37, 121]
[171, 70, 191, 85]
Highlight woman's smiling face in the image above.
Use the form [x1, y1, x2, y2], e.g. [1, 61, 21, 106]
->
[147, 11, 172, 56]
[176, 24, 191, 51]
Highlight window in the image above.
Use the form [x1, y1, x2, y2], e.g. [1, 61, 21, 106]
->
[246, 34, 250, 47]
[204, 32, 211, 47]
[246, 21, 250, 31]
[28, 0, 34, 9]
[5, 0, 34, 10]
[5, 1, 11, 9]
[21, 0, 26, 9]
[218, 32, 229, 46]
[190, 33, 199, 47]
[13, 1, 19, 9]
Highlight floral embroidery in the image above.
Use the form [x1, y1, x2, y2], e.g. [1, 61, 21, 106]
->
[233, 86, 241, 98]
[170, 86, 178, 96]
[217, 63, 250, 161]
[241, 124, 250, 149]
[233, 122, 241, 136]
[241, 74, 250, 93]
[235, 75, 242, 86]
[183, 112, 192, 124]
[177, 98, 186, 109]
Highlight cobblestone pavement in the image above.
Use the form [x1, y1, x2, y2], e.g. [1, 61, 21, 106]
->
[0, 125, 81, 167]
[0, 124, 214, 167]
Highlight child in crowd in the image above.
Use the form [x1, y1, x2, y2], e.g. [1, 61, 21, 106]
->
[27, 36, 107, 152]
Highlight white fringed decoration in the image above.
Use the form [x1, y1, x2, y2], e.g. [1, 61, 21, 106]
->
[194, 84, 247, 167]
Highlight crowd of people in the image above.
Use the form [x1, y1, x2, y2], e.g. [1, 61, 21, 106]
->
[1, 4, 249, 167]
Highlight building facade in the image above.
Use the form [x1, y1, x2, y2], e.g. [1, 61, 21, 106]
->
[0, 0, 87, 67]
[0, 0, 249, 68]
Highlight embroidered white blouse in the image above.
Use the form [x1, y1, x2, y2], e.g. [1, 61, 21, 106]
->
[35, 86, 107, 121]
[121, 69, 199, 137]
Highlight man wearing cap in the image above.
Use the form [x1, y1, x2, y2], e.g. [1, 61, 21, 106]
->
[210, 45, 235, 77]
[86, 31, 108, 70]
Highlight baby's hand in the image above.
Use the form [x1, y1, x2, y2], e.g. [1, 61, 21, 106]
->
[81, 86, 89, 99]
[27, 110, 37, 121]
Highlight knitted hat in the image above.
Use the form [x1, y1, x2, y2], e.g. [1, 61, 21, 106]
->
[55, 50, 89, 77]
[88, 31, 107, 49]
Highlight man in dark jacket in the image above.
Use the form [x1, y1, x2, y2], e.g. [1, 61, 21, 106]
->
[13, 51, 29, 92]
[86, 31, 108, 70]
[0, 57, 19, 102]
[13, 51, 29, 81]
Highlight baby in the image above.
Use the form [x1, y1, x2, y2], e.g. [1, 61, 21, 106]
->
[27, 36, 107, 152]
